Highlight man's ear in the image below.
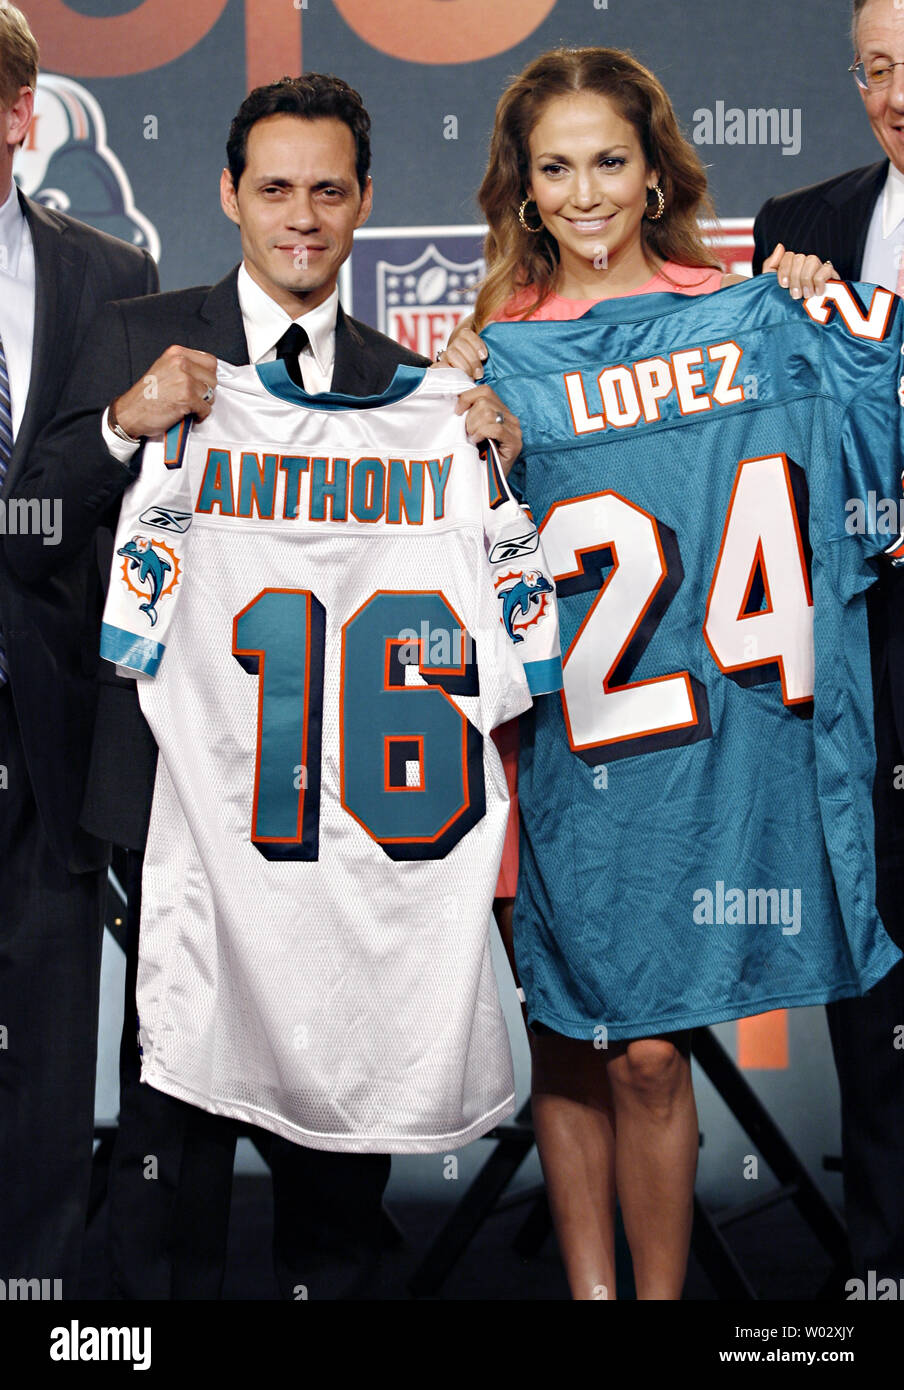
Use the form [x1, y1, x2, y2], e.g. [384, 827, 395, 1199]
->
[220, 167, 240, 226]
[8, 86, 34, 150]
[355, 175, 373, 230]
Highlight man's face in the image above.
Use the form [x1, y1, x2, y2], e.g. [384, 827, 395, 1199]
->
[857, 0, 904, 173]
[0, 83, 34, 201]
[220, 113, 372, 315]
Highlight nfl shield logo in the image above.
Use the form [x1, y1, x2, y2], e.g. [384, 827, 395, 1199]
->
[376, 244, 483, 359]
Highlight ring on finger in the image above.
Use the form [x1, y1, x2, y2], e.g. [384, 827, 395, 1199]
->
[494, 412, 505, 424]
[202, 385, 214, 404]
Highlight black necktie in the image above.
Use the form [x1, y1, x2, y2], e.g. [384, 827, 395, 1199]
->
[275, 323, 309, 388]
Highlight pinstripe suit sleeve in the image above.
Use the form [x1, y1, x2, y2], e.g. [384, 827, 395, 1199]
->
[752, 200, 775, 275]
[753, 195, 819, 275]
[751, 164, 886, 282]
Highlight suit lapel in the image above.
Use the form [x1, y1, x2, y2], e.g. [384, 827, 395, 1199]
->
[332, 305, 385, 396]
[9, 193, 86, 485]
[194, 283, 391, 390]
[848, 161, 887, 275]
[824, 159, 888, 275]
[197, 266, 250, 364]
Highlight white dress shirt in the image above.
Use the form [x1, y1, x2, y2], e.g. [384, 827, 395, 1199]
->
[237, 263, 337, 392]
[103, 264, 340, 462]
[860, 161, 904, 292]
[0, 181, 36, 440]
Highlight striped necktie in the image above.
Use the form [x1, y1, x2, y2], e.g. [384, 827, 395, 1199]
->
[0, 329, 11, 685]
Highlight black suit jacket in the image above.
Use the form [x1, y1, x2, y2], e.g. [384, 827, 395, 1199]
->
[7, 265, 428, 850]
[0, 192, 157, 871]
[753, 158, 904, 761]
[752, 159, 887, 277]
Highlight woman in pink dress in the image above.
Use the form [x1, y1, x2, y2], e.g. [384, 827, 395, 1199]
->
[441, 45, 835, 1300]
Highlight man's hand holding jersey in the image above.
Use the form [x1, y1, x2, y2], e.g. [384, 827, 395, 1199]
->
[106, 344, 525, 477]
[108, 345, 219, 443]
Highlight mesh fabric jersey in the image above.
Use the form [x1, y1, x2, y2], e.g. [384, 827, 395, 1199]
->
[482, 274, 903, 1040]
[101, 361, 562, 1149]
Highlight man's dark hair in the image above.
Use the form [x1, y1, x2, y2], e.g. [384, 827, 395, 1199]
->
[226, 73, 371, 191]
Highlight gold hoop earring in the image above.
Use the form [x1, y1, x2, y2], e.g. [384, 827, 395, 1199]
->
[645, 184, 665, 222]
[518, 197, 543, 233]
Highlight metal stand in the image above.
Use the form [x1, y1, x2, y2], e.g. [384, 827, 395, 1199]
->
[690, 1027, 848, 1297]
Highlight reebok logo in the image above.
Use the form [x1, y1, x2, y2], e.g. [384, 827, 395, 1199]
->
[139, 506, 193, 533]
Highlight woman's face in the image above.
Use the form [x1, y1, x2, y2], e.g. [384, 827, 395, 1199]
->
[526, 91, 658, 281]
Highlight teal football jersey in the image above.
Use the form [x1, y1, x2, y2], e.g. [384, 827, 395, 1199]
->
[483, 274, 904, 1039]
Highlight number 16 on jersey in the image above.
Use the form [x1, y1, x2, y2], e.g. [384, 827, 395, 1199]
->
[233, 587, 486, 862]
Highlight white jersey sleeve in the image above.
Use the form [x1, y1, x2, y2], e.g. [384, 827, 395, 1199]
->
[479, 439, 562, 696]
[101, 418, 195, 678]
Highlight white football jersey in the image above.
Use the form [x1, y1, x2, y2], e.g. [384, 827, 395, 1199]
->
[101, 360, 562, 1152]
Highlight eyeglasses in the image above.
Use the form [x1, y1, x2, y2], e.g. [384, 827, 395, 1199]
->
[849, 57, 904, 90]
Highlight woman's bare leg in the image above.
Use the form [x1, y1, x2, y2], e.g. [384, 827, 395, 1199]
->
[529, 1029, 618, 1300]
[607, 1033, 697, 1300]
[495, 903, 693, 1298]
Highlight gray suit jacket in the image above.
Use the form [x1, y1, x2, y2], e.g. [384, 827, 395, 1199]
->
[8, 265, 428, 849]
[0, 192, 156, 869]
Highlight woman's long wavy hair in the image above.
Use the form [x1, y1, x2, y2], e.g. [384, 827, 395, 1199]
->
[473, 47, 720, 328]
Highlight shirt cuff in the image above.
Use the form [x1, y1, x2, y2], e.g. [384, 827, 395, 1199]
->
[102, 407, 141, 464]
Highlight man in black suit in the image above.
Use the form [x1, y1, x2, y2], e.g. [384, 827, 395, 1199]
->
[0, 2, 157, 1296]
[753, 0, 904, 1283]
[9, 72, 518, 1299]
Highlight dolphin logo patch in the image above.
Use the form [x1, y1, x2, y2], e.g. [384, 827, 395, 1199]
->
[118, 534, 178, 626]
[495, 569, 554, 644]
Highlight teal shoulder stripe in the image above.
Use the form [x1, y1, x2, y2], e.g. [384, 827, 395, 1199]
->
[164, 417, 191, 469]
[100, 622, 164, 677]
[524, 656, 563, 696]
[256, 360, 426, 410]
